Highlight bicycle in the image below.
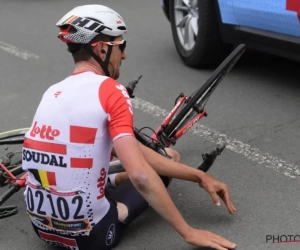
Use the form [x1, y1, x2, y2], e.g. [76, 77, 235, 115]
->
[0, 43, 246, 220]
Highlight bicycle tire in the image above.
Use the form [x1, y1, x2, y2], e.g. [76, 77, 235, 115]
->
[164, 44, 246, 137]
[0, 139, 24, 145]
[0, 128, 28, 145]
[0, 128, 28, 139]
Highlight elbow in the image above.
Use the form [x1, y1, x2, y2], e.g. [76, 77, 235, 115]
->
[129, 171, 151, 191]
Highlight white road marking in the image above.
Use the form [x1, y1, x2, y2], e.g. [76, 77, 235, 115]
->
[0, 41, 39, 60]
[132, 97, 300, 179]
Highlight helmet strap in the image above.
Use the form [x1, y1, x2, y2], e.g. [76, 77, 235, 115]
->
[83, 37, 114, 77]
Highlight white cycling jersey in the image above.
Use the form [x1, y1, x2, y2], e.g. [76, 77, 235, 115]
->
[22, 71, 134, 236]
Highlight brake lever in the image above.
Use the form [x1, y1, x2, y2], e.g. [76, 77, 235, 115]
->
[125, 75, 142, 98]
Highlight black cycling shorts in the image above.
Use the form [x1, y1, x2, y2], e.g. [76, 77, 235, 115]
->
[31, 199, 124, 250]
[31, 176, 170, 250]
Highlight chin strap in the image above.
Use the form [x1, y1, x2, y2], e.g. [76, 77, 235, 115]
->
[83, 37, 114, 77]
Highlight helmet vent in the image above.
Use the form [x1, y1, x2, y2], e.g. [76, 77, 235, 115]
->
[117, 26, 126, 30]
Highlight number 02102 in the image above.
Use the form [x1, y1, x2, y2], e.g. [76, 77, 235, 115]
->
[26, 187, 85, 221]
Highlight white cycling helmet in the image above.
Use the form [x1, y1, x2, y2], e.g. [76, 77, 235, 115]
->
[56, 4, 127, 44]
[56, 5, 127, 77]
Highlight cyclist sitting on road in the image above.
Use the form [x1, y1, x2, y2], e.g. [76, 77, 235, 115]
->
[22, 4, 237, 250]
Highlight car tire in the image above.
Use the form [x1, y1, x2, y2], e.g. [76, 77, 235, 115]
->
[169, 0, 231, 68]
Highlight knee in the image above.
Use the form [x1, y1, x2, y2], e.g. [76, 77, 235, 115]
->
[165, 148, 181, 162]
[117, 202, 128, 223]
[173, 150, 181, 162]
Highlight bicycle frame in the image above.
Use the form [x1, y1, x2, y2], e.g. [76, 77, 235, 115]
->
[151, 94, 207, 147]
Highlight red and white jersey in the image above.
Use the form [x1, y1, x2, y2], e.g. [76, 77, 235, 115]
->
[22, 71, 134, 235]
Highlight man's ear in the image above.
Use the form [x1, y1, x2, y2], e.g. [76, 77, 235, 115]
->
[94, 42, 106, 60]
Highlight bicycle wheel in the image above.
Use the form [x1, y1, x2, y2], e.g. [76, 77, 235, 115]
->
[164, 44, 246, 137]
[0, 128, 28, 145]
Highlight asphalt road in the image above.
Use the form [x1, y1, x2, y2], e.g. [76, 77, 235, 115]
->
[0, 0, 300, 250]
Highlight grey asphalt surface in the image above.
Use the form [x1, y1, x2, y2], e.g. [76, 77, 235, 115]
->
[0, 0, 300, 250]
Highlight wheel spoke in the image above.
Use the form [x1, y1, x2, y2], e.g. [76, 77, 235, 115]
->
[174, 0, 198, 50]
[190, 16, 198, 36]
[176, 15, 189, 28]
[182, 0, 190, 7]
[174, 5, 189, 12]
[183, 15, 194, 46]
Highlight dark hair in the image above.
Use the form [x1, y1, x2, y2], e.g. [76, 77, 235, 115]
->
[67, 34, 112, 63]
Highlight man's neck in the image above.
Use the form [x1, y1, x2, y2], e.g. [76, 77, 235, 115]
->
[73, 62, 105, 76]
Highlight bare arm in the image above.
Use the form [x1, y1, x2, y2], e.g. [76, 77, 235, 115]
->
[114, 142, 236, 214]
[113, 135, 192, 239]
[112, 143, 205, 183]
[103, 79, 236, 249]
[139, 143, 205, 183]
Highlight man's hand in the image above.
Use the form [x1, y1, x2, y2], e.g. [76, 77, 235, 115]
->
[198, 173, 236, 215]
[184, 229, 236, 250]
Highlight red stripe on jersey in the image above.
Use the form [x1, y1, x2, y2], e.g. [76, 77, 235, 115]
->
[70, 126, 98, 144]
[38, 231, 78, 247]
[24, 138, 67, 155]
[98, 78, 134, 141]
[70, 158, 93, 168]
[46, 171, 57, 186]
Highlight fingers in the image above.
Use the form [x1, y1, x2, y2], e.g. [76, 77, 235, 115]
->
[209, 242, 228, 250]
[209, 190, 221, 206]
[218, 184, 236, 214]
[209, 241, 236, 250]
[203, 177, 236, 214]
[185, 229, 236, 250]
[228, 202, 236, 214]
[220, 191, 235, 214]
[210, 234, 237, 250]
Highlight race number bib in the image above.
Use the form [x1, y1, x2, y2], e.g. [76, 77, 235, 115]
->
[26, 182, 92, 233]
